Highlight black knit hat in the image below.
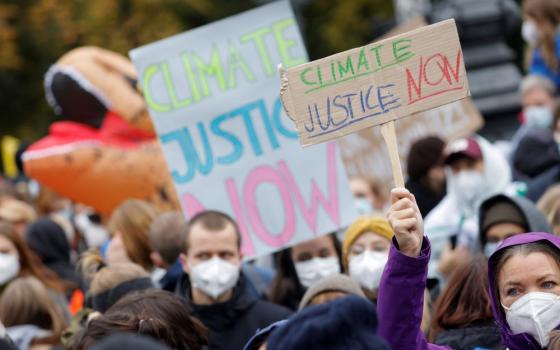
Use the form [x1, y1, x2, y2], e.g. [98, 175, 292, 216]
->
[267, 295, 389, 350]
[407, 136, 446, 181]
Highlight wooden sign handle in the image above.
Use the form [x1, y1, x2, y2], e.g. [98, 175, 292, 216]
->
[380, 120, 405, 188]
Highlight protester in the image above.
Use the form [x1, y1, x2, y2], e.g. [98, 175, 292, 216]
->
[341, 216, 392, 300]
[424, 136, 511, 280]
[522, 0, 560, 89]
[25, 218, 83, 289]
[298, 274, 365, 310]
[479, 193, 552, 257]
[148, 211, 186, 291]
[430, 256, 503, 350]
[73, 207, 108, 249]
[76, 289, 208, 350]
[348, 176, 389, 215]
[512, 97, 560, 201]
[269, 234, 342, 310]
[538, 184, 560, 235]
[264, 295, 390, 350]
[380, 187, 560, 350]
[0, 221, 69, 296]
[107, 199, 163, 283]
[509, 75, 556, 157]
[0, 199, 37, 236]
[406, 136, 447, 217]
[79, 250, 153, 312]
[176, 210, 291, 350]
[0, 276, 68, 350]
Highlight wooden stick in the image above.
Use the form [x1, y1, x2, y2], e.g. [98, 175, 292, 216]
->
[380, 120, 405, 188]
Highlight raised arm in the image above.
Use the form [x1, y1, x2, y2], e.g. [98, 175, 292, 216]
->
[377, 188, 451, 350]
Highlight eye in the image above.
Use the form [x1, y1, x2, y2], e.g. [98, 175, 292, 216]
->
[296, 253, 312, 262]
[351, 245, 364, 255]
[197, 252, 211, 260]
[507, 288, 520, 297]
[219, 251, 234, 259]
[542, 281, 556, 289]
[318, 248, 332, 258]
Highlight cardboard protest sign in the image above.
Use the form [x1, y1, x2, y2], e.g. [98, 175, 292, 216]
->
[280, 19, 470, 147]
[339, 97, 484, 186]
[130, 1, 356, 259]
[338, 17, 484, 188]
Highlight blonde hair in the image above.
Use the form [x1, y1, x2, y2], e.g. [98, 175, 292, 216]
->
[108, 199, 159, 270]
[0, 199, 37, 224]
[0, 276, 67, 338]
[79, 250, 148, 296]
[538, 184, 560, 234]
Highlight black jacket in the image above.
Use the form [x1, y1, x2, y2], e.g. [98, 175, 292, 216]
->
[175, 272, 291, 350]
[513, 128, 560, 200]
[434, 320, 505, 350]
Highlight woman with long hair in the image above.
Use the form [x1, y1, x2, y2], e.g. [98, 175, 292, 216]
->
[523, 0, 560, 90]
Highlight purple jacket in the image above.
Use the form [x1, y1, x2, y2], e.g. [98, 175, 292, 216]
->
[378, 232, 560, 350]
[488, 232, 560, 350]
[377, 237, 450, 350]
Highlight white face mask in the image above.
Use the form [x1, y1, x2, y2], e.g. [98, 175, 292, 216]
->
[189, 257, 240, 299]
[522, 21, 540, 47]
[451, 170, 486, 214]
[503, 291, 560, 347]
[484, 241, 502, 258]
[348, 250, 388, 291]
[354, 198, 374, 216]
[294, 256, 340, 288]
[0, 253, 20, 285]
[525, 106, 553, 129]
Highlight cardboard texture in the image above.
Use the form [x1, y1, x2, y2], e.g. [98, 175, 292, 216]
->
[280, 19, 470, 146]
[130, 1, 357, 259]
[338, 97, 484, 187]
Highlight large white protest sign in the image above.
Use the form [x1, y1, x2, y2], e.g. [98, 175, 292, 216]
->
[130, 1, 356, 259]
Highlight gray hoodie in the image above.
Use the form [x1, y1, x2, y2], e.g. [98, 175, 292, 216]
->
[478, 194, 552, 246]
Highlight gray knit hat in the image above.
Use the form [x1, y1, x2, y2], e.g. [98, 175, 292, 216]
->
[298, 274, 366, 310]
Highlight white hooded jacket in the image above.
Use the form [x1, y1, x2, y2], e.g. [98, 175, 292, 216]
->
[423, 135, 511, 279]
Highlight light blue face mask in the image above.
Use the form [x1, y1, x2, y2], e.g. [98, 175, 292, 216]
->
[484, 241, 502, 258]
[354, 198, 373, 215]
[524, 106, 553, 129]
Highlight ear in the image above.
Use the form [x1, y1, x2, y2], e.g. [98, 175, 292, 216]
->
[179, 253, 190, 274]
[150, 252, 165, 269]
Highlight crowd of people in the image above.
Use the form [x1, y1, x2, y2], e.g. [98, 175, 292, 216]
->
[0, 0, 559, 349]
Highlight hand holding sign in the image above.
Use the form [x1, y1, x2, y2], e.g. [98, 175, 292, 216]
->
[387, 188, 424, 258]
[280, 19, 469, 188]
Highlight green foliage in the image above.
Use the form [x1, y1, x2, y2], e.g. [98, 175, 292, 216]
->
[0, 0, 393, 140]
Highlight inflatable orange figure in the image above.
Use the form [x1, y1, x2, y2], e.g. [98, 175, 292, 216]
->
[23, 47, 179, 215]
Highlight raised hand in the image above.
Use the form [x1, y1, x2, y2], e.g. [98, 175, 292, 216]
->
[387, 188, 424, 257]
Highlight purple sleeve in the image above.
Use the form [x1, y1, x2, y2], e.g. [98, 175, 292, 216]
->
[377, 237, 452, 350]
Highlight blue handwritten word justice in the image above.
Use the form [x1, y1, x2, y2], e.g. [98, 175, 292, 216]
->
[304, 84, 401, 138]
[160, 97, 297, 184]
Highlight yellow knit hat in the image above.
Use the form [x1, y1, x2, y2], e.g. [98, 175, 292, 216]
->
[342, 216, 393, 269]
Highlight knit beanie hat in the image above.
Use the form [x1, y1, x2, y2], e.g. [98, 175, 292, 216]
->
[407, 136, 445, 181]
[342, 217, 393, 269]
[298, 274, 366, 310]
[481, 201, 528, 237]
[267, 295, 390, 350]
